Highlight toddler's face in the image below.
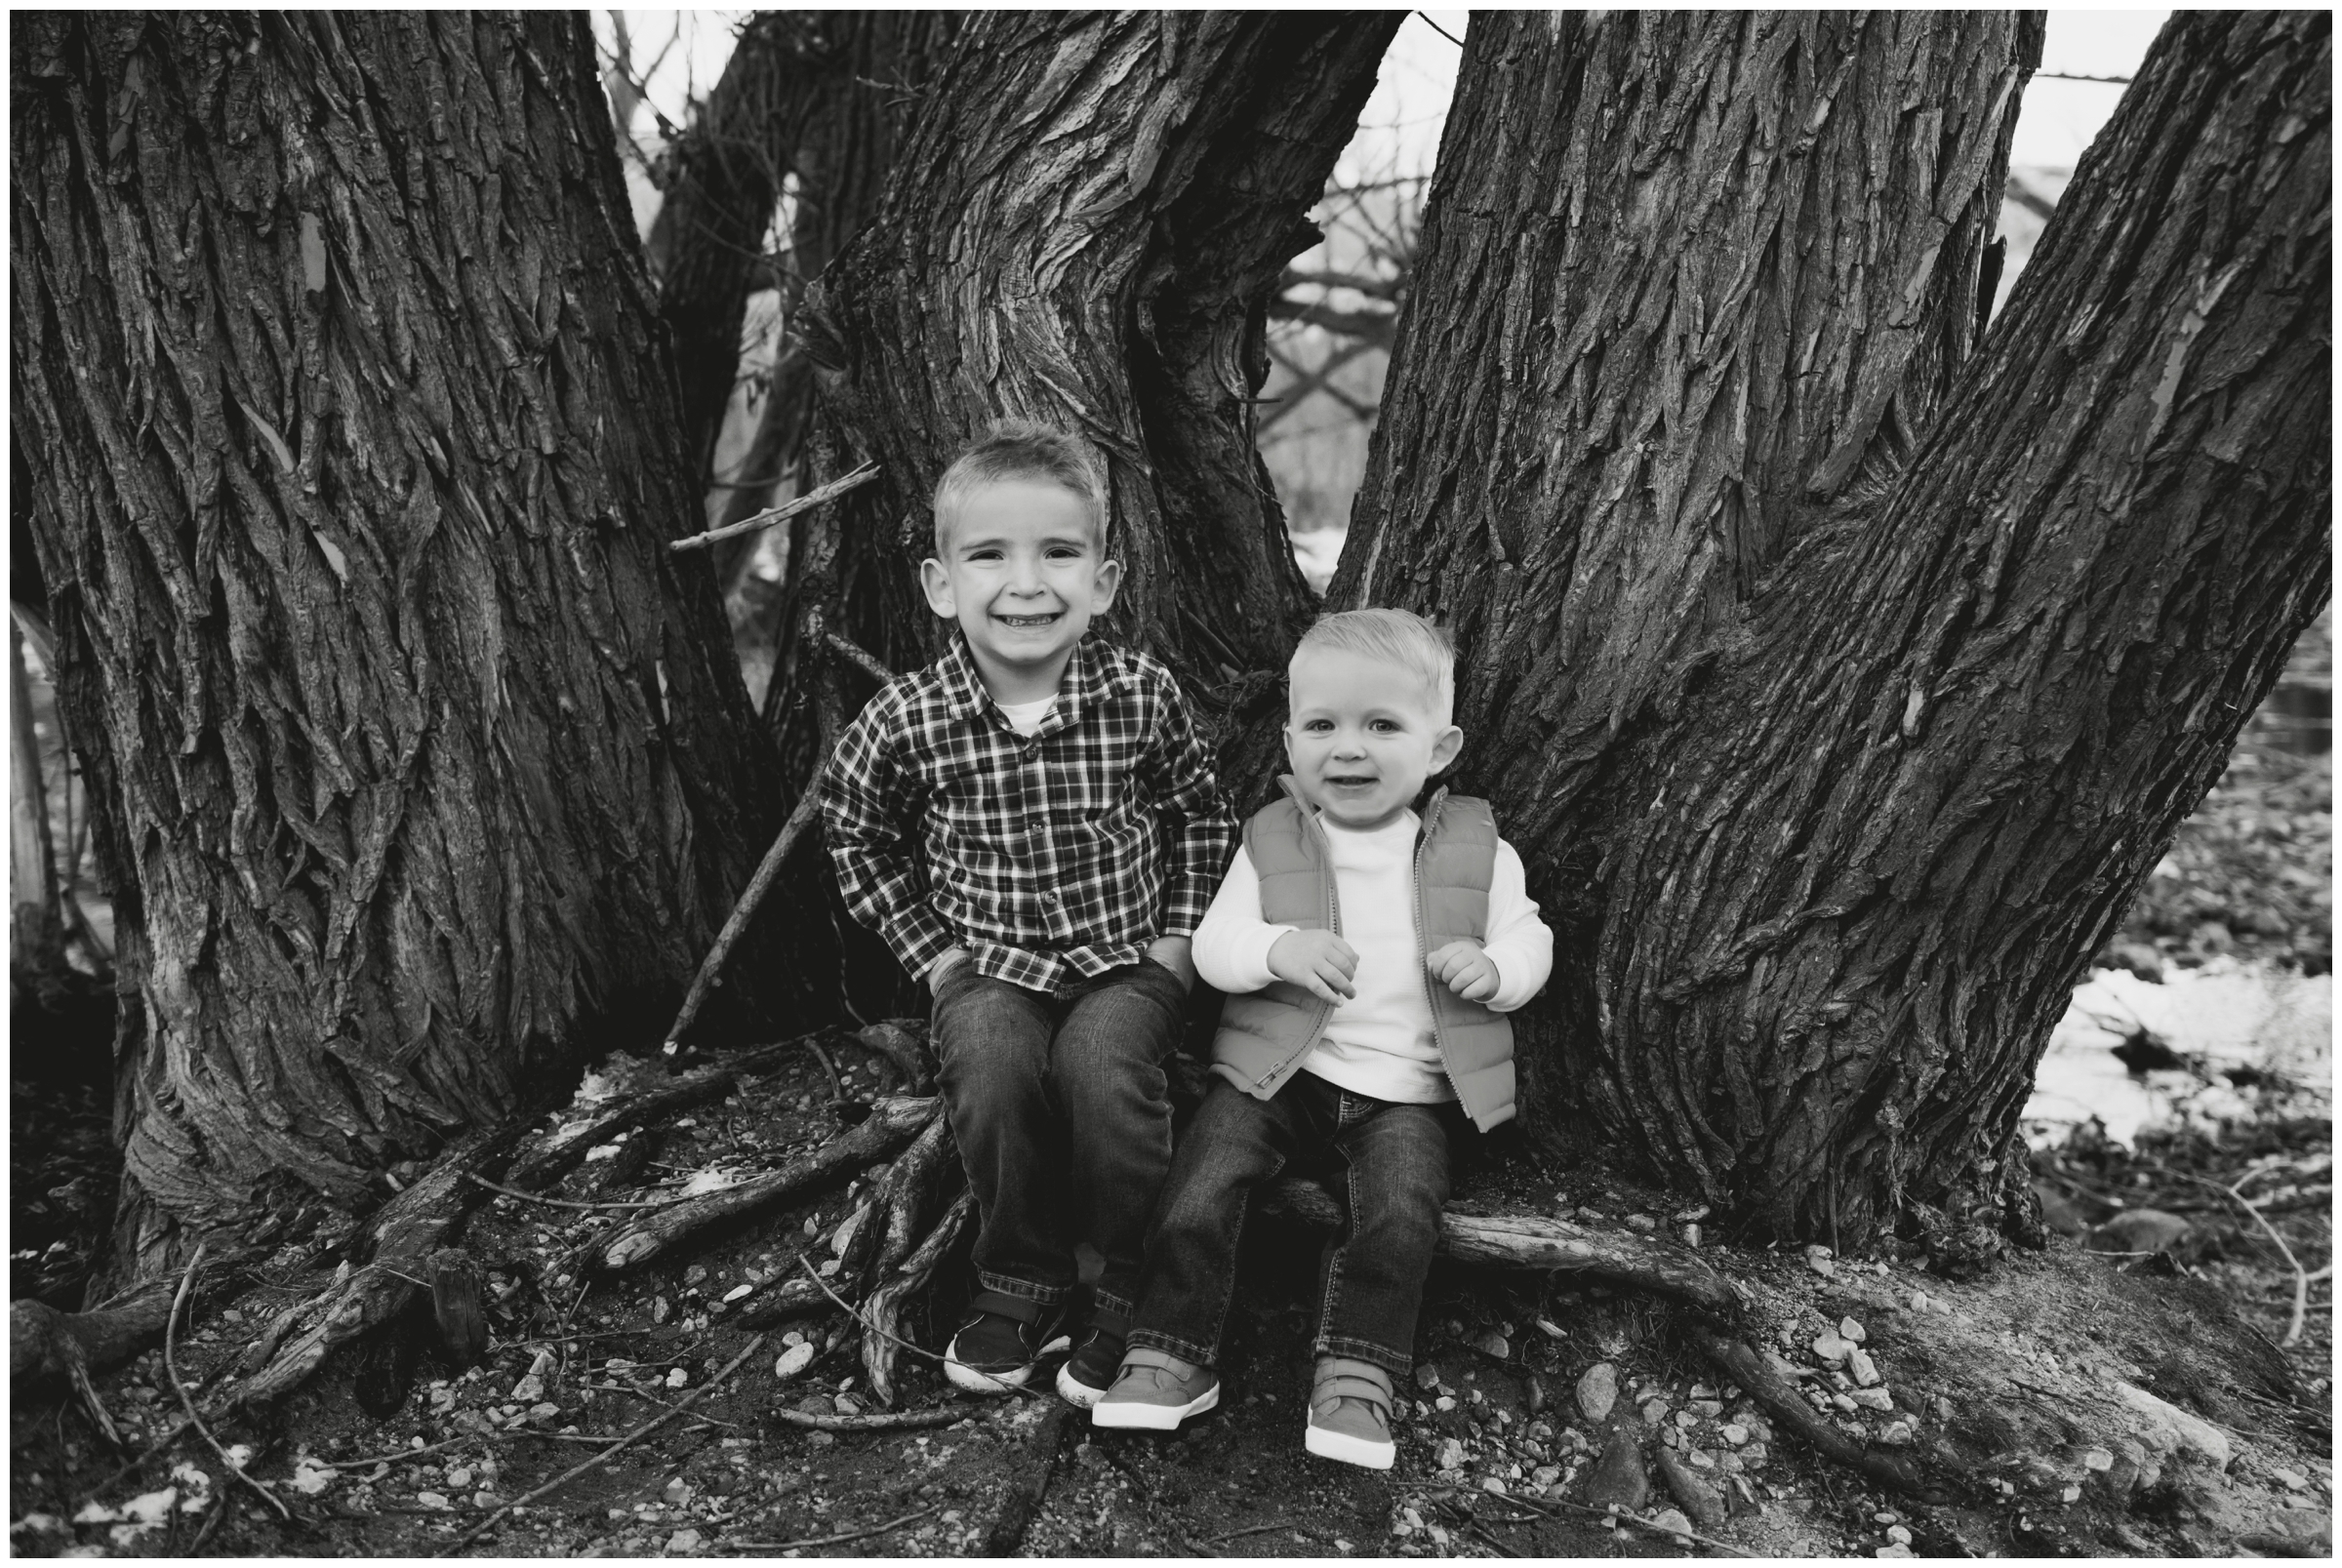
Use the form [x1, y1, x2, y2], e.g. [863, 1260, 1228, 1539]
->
[922, 478, 1119, 696]
[1284, 647, 1463, 831]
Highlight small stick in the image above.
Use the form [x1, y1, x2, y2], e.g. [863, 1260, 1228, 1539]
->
[2178, 1170, 2311, 1346]
[1489, 1491, 1756, 1557]
[766, 1404, 967, 1432]
[463, 1173, 700, 1212]
[664, 785, 823, 1049]
[823, 631, 895, 685]
[1203, 1520, 1298, 1544]
[804, 1035, 846, 1102]
[667, 462, 879, 554]
[436, 1332, 770, 1556]
[161, 1243, 292, 1523]
[323, 1433, 477, 1469]
[721, 1504, 940, 1551]
[1470, 1520, 1524, 1557]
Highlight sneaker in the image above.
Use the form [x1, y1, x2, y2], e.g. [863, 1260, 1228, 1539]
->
[1304, 1356, 1395, 1469]
[1054, 1308, 1131, 1409]
[944, 1293, 1050, 1393]
[1090, 1347, 1220, 1430]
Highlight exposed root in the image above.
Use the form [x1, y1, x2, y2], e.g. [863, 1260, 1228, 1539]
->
[766, 1405, 964, 1433]
[1256, 1177, 1739, 1312]
[981, 1404, 1074, 1556]
[164, 1242, 290, 1522]
[12, 1246, 250, 1427]
[1683, 1318, 1939, 1501]
[862, 1187, 976, 1405]
[594, 1096, 936, 1272]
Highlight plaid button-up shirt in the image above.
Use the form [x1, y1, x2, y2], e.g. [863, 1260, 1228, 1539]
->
[818, 633, 1236, 995]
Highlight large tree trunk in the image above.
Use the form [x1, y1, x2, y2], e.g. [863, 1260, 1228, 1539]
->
[11, 14, 781, 1282]
[797, 10, 1400, 731]
[1341, 12, 2329, 1246]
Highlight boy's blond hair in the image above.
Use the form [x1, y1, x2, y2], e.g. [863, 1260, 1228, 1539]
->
[930, 420, 1108, 556]
[1292, 608, 1456, 720]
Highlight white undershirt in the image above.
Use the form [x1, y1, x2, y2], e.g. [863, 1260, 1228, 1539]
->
[994, 697, 1056, 736]
[1191, 808, 1554, 1104]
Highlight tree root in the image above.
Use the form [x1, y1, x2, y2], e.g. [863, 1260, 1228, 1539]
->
[220, 1123, 527, 1412]
[1683, 1318, 1939, 1502]
[981, 1404, 1074, 1556]
[594, 1096, 937, 1272]
[1255, 1178, 1739, 1312]
[766, 1404, 965, 1433]
[12, 1245, 253, 1436]
[863, 1187, 976, 1405]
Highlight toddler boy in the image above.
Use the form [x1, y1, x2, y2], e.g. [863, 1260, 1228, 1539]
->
[818, 422, 1234, 1404]
[1092, 608, 1553, 1467]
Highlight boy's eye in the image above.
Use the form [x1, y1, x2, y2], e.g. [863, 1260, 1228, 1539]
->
[1045, 545, 1082, 561]
[965, 548, 1004, 563]
[1369, 718, 1400, 733]
[1303, 719, 1333, 733]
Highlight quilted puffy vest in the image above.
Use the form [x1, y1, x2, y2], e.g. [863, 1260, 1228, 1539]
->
[1209, 781, 1517, 1132]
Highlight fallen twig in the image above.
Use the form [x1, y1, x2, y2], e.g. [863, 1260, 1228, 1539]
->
[2178, 1170, 2311, 1346]
[164, 1243, 291, 1523]
[464, 1173, 697, 1212]
[668, 462, 879, 554]
[664, 785, 824, 1049]
[766, 1404, 967, 1432]
[436, 1332, 771, 1556]
[823, 631, 896, 686]
[1470, 1520, 1523, 1557]
[721, 1504, 939, 1552]
[597, 1098, 936, 1271]
[323, 1433, 477, 1470]
[1484, 1490, 1756, 1557]
[804, 1034, 846, 1101]
[1203, 1519, 1299, 1544]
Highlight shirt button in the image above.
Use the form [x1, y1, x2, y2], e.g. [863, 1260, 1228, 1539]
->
[1041, 892, 1059, 906]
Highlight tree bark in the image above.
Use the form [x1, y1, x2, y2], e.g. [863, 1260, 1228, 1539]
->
[11, 13, 781, 1281]
[796, 12, 1401, 746]
[1342, 12, 2329, 1244]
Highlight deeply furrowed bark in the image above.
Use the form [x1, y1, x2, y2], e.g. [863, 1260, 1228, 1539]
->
[795, 12, 1401, 749]
[11, 14, 780, 1280]
[1342, 12, 2329, 1241]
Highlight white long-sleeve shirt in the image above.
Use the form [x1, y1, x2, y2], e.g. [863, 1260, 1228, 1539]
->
[1193, 808, 1554, 1105]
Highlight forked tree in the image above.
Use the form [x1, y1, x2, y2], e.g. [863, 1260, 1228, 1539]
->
[1337, 10, 2330, 1250]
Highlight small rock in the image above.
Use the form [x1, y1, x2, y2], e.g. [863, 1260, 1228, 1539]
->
[1532, 1316, 1565, 1340]
[1581, 1430, 1650, 1512]
[1576, 1363, 1619, 1424]
[666, 1367, 689, 1389]
[416, 1492, 452, 1510]
[1832, 1393, 1859, 1414]
[1472, 1329, 1511, 1360]
[834, 1393, 861, 1416]
[1804, 1244, 1837, 1278]
[1812, 1332, 1852, 1364]
[1415, 1364, 1441, 1391]
[1641, 1397, 1671, 1425]
[2272, 1467, 2309, 1491]
[1720, 1424, 1750, 1446]
[2114, 1381, 2232, 1469]
[1886, 1525, 1912, 1546]
[528, 1402, 559, 1425]
[1879, 1421, 1914, 1445]
[1436, 1436, 1466, 1472]
[1847, 1347, 1881, 1387]
[511, 1347, 555, 1404]
[665, 1528, 702, 1553]
[1877, 1546, 1913, 1559]
[2091, 1209, 2192, 1256]
[1649, 1508, 1696, 1542]
[2081, 1448, 2115, 1472]
[1655, 1448, 1727, 1530]
[663, 1477, 692, 1506]
[1532, 1465, 1562, 1489]
[1850, 1387, 1894, 1412]
[1625, 1214, 1657, 1232]
[447, 1467, 474, 1489]
[1481, 1476, 1509, 1496]
[1839, 1317, 1866, 1344]
[774, 1343, 816, 1382]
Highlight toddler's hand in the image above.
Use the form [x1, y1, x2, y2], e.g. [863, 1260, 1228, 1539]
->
[1145, 935, 1195, 992]
[1427, 940, 1501, 1003]
[1268, 929, 1359, 1005]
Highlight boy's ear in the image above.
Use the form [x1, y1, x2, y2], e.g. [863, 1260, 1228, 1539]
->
[1430, 724, 1465, 777]
[919, 557, 956, 619]
[1091, 555, 1122, 612]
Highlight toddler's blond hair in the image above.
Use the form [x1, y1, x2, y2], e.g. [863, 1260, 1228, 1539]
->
[1292, 608, 1455, 721]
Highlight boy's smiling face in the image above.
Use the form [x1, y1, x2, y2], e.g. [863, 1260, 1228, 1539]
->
[922, 477, 1120, 704]
[1284, 646, 1464, 831]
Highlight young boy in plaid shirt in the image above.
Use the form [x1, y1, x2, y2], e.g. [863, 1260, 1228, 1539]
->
[817, 422, 1235, 1405]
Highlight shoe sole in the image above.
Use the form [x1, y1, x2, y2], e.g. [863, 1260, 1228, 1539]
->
[1056, 1362, 1110, 1409]
[1090, 1382, 1220, 1430]
[1305, 1420, 1394, 1469]
[945, 1356, 1035, 1394]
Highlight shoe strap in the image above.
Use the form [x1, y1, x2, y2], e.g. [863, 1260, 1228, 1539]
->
[1312, 1373, 1393, 1415]
[1085, 1305, 1132, 1341]
[966, 1289, 1045, 1326]
[1118, 1345, 1199, 1377]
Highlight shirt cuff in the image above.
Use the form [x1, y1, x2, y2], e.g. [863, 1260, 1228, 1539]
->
[884, 906, 960, 982]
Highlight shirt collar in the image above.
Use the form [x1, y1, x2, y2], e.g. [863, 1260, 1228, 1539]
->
[936, 630, 1130, 729]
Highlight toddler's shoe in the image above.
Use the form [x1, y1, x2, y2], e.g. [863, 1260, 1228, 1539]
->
[1089, 1347, 1220, 1429]
[944, 1292, 1052, 1393]
[1055, 1307, 1131, 1409]
[1304, 1356, 1395, 1469]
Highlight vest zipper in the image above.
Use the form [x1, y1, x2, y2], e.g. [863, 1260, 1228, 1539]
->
[1413, 792, 1471, 1115]
[1265, 797, 1341, 1092]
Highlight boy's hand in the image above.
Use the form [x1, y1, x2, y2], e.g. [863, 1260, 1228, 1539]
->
[1269, 929, 1359, 1004]
[1427, 940, 1501, 1003]
[1145, 935, 1195, 991]
[926, 947, 972, 991]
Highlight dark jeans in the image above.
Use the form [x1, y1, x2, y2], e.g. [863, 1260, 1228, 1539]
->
[1127, 1073, 1458, 1380]
[929, 958, 1187, 1319]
